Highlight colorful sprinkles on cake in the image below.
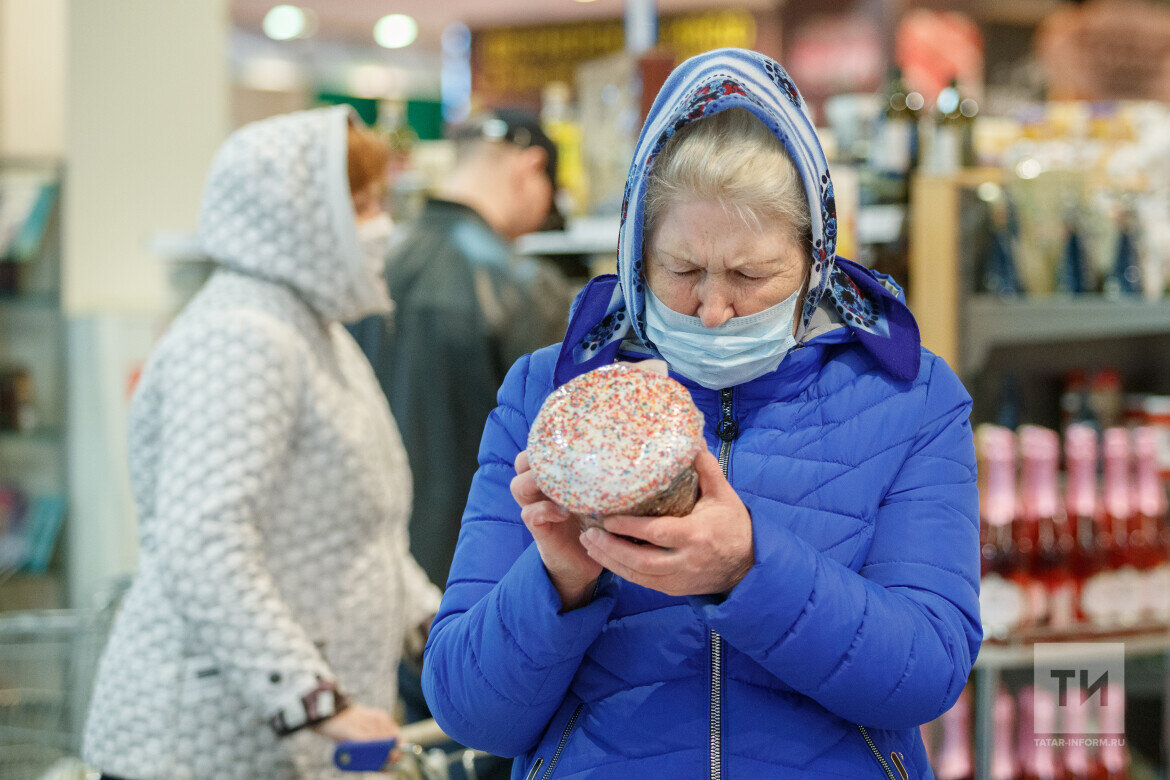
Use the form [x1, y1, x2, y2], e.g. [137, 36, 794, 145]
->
[527, 363, 705, 516]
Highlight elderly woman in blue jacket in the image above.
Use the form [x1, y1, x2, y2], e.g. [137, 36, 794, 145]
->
[422, 49, 981, 779]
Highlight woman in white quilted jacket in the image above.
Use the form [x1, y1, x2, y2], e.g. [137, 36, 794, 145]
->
[82, 106, 441, 779]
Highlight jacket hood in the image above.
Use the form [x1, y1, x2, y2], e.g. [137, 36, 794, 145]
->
[556, 48, 921, 386]
[196, 106, 390, 322]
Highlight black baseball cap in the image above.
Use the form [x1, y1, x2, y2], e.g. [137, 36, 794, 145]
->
[450, 107, 565, 230]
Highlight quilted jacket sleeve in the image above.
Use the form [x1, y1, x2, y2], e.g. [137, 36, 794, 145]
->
[691, 354, 981, 729]
[422, 350, 619, 757]
[151, 312, 341, 731]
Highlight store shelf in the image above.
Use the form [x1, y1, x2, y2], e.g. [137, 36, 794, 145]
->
[516, 215, 620, 257]
[965, 296, 1170, 373]
[977, 629, 1170, 670]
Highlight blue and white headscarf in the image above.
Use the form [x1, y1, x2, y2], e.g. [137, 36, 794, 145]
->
[556, 48, 920, 386]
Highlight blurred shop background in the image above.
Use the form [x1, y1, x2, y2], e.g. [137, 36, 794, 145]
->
[2, 0, 1170, 778]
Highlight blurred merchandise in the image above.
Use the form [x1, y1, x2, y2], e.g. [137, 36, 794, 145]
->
[1088, 369, 1123, 430]
[990, 687, 1018, 780]
[541, 82, 587, 218]
[1133, 426, 1170, 624]
[1097, 684, 1130, 779]
[1037, 0, 1170, 102]
[857, 67, 920, 285]
[576, 52, 650, 215]
[1066, 423, 1109, 628]
[0, 366, 36, 433]
[975, 418, 1170, 642]
[1099, 427, 1143, 628]
[1017, 686, 1061, 780]
[922, 78, 977, 175]
[977, 425, 1025, 640]
[1056, 205, 1090, 294]
[0, 172, 58, 266]
[934, 687, 973, 780]
[979, 191, 1022, 298]
[994, 373, 1021, 431]
[967, 101, 1170, 301]
[895, 9, 983, 109]
[0, 488, 65, 578]
[1017, 425, 1075, 631]
[928, 683, 1137, 780]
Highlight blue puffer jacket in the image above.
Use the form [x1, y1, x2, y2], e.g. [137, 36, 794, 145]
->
[423, 49, 981, 779]
[422, 319, 980, 778]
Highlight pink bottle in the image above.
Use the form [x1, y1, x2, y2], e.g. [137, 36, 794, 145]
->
[935, 688, 973, 780]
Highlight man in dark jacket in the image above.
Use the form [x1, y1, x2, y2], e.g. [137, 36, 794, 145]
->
[353, 109, 573, 592]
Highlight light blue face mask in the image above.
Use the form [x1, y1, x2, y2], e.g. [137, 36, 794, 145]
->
[643, 285, 801, 390]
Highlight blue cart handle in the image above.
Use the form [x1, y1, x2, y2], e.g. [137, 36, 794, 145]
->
[333, 738, 397, 771]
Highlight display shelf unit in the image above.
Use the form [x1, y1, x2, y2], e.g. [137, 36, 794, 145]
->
[977, 630, 1170, 670]
[971, 632, 1170, 780]
[910, 168, 1170, 778]
[965, 296, 1170, 375]
[0, 157, 68, 608]
[515, 215, 620, 257]
[909, 168, 1170, 378]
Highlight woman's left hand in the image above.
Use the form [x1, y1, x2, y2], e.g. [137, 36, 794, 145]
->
[580, 449, 754, 597]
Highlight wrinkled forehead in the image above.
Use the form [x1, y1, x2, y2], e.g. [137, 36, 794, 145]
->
[644, 201, 808, 273]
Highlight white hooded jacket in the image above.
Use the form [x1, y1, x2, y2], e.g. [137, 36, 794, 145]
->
[83, 107, 440, 779]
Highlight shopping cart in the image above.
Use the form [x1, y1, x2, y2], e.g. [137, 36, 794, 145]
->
[0, 581, 126, 780]
[334, 718, 493, 779]
[0, 611, 106, 779]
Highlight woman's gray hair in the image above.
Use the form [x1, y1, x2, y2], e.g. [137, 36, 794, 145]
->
[644, 107, 811, 247]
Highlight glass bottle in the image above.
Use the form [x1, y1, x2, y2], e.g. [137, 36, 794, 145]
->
[1102, 428, 1142, 628]
[1096, 684, 1129, 779]
[1133, 426, 1170, 624]
[980, 426, 1026, 639]
[1061, 689, 1099, 780]
[991, 687, 1021, 780]
[1065, 424, 1107, 628]
[1019, 426, 1075, 631]
[935, 687, 974, 780]
[1019, 686, 1061, 780]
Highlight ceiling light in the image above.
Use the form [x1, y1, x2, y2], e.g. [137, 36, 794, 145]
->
[262, 5, 306, 41]
[1016, 158, 1043, 180]
[374, 14, 418, 49]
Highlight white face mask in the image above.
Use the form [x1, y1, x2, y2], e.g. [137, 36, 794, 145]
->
[350, 212, 394, 318]
[643, 285, 801, 390]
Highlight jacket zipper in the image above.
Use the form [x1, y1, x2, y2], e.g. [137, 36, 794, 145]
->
[857, 725, 898, 780]
[710, 387, 737, 780]
[540, 702, 583, 779]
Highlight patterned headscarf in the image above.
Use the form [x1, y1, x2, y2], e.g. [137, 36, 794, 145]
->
[565, 48, 915, 381]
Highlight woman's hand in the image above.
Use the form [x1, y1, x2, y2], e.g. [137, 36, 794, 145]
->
[580, 450, 754, 597]
[511, 450, 602, 611]
[313, 703, 402, 763]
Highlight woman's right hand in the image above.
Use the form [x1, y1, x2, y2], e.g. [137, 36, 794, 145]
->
[313, 703, 402, 763]
[511, 450, 602, 610]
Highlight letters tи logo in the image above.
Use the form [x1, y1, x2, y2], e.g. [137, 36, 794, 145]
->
[1033, 642, 1125, 736]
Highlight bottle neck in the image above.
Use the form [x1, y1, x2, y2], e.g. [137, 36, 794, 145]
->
[1021, 452, 1060, 522]
[986, 453, 1017, 527]
[1102, 442, 1132, 521]
[1135, 429, 1168, 518]
[1066, 451, 1098, 519]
